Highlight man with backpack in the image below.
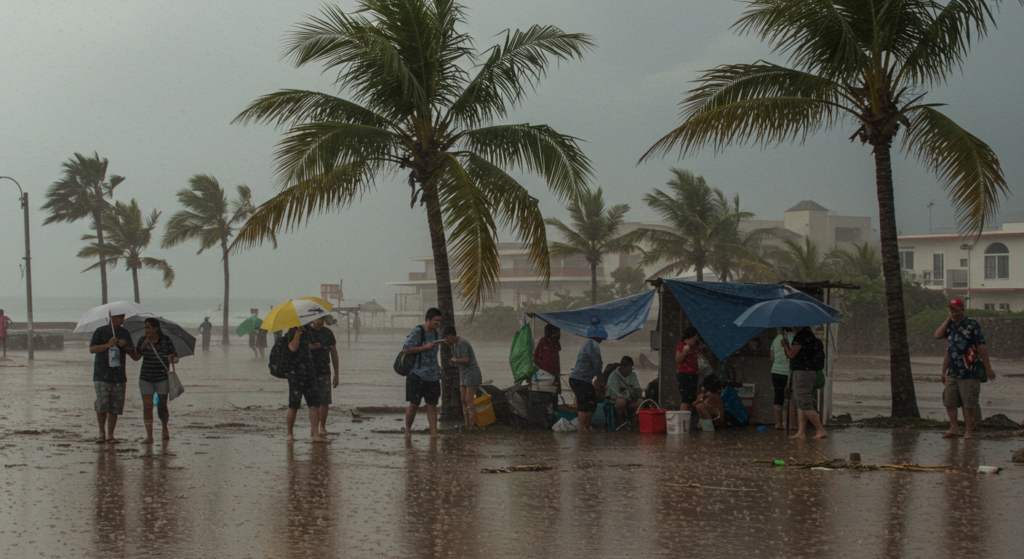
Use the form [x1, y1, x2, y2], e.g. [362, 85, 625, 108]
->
[402, 308, 443, 440]
[780, 325, 827, 440]
[282, 325, 329, 444]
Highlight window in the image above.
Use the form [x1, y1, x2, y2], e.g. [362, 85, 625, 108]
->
[999, 303, 1011, 311]
[960, 259, 969, 268]
[984, 303, 995, 310]
[984, 242, 1009, 279]
[949, 269, 969, 288]
[933, 253, 944, 280]
[835, 227, 862, 243]
[899, 250, 915, 270]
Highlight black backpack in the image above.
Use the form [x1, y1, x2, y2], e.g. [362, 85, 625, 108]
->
[393, 326, 426, 376]
[268, 334, 292, 379]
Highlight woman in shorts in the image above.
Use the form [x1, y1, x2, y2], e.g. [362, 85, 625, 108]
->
[131, 317, 178, 444]
[568, 324, 607, 434]
[443, 326, 482, 429]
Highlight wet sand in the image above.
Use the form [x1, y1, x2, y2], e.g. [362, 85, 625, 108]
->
[1, 333, 1022, 558]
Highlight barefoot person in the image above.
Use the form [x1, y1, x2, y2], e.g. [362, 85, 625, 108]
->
[88, 313, 137, 444]
[569, 324, 607, 434]
[308, 317, 339, 436]
[402, 309, 443, 439]
[935, 298, 995, 439]
[769, 327, 796, 430]
[693, 377, 725, 432]
[443, 326, 481, 429]
[780, 326, 827, 440]
[284, 325, 329, 443]
[130, 318, 178, 444]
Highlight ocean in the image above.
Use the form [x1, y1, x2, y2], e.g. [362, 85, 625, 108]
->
[0, 294, 283, 328]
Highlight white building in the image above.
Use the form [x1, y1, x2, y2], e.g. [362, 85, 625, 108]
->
[741, 200, 874, 250]
[898, 222, 1024, 310]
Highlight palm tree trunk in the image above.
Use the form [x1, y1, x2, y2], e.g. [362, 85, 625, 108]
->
[423, 185, 460, 420]
[132, 268, 140, 304]
[590, 261, 598, 305]
[873, 140, 920, 418]
[221, 239, 231, 346]
[94, 210, 109, 304]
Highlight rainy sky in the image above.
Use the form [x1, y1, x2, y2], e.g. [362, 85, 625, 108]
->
[1, 0, 1022, 310]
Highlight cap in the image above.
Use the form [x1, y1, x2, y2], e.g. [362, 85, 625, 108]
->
[586, 325, 608, 340]
[947, 299, 965, 310]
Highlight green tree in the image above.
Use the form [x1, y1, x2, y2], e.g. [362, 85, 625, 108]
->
[545, 187, 634, 305]
[627, 168, 753, 282]
[41, 152, 125, 304]
[768, 236, 843, 282]
[641, 0, 1017, 417]
[838, 242, 882, 281]
[78, 199, 174, 304]
[610, 265, 648, 299]
[162, 175, 255, 344]
[231, 0, 593, 417]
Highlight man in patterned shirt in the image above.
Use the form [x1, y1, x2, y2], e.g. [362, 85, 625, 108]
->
[934, 298, 995, 439]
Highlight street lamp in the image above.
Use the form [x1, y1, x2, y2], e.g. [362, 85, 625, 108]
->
[960, 243, 973, 309]
[1, 177, 34, 360]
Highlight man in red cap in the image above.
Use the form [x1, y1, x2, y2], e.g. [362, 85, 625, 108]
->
[934, 298, 995, 439]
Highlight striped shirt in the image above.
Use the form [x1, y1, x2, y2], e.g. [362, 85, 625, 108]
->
[135, 335, 176, 383]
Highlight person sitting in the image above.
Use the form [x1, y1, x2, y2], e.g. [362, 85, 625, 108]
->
[693, 377, 725, 432]
[605, 356, 642, 425]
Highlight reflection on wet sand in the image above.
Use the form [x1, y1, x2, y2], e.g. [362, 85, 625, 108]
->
[941, 440, 989, 557]
[93, 448, 127, 555]
[276, 444, 338, 557]
[880, 430, 920, 558]
[135, 443, 184, 553]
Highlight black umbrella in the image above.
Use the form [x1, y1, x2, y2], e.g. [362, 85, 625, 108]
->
[123, 316, 197, 358]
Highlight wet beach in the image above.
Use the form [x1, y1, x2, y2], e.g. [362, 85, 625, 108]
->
[1, 333, 1022, 558]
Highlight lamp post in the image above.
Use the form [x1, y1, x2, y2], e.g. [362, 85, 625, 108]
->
[1, 177, 34, 360]
[960, 243, 973, 309]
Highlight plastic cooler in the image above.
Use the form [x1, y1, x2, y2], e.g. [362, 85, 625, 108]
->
[738, 384, 755, 416]
[474, 394, 496, 427]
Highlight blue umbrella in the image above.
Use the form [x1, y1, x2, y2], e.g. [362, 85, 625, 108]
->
[732, 298, 840, 328]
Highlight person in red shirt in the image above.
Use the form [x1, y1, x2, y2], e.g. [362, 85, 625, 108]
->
[533, 324, 562, 394]
[0, 310, 11, 358]
[675, 326, 703, 411]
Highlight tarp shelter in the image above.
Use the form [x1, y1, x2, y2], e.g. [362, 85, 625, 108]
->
[530, 290, 656, 340]
[653, 279, 854, 425]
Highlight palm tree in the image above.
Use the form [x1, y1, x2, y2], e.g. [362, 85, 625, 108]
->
[41, 152, 125, 304]
[627, 168, 753, 282]
[231, 0, 593, 417]
[640, 0, 1017, 417]
[768, 237, 843, 282]
[78, 199, 174, 303]
[162, 175, 255, 345]
[545, 187, 634, 305]
[838, 242, 882, 281]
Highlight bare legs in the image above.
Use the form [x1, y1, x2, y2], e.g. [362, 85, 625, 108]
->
[576, 411, 593, 434]
[139, 393, 169, 444]
[790, 408, 827, 440]
[405, 403, 439, 439]
[774, 403, 796, 430]
[318, 404, 330, 436]
[943, 406, 975, 439]
[460, 386, 478, 429]
[95, 412, 119, 443]
[287, 406, 329, 443]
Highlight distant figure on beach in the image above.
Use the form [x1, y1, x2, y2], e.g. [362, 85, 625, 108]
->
[284, 325, 329, 443]
[308, 317, 339, 436]
[248, 312, 260, 359]
[606, 356, 641, 425]
[442, 326, 481, 429]
[693, 376, 725, 431]
[935, 298, 995, 439]
[402, 308, 443, 439]
[88, 313, 137, 444]
[533, 324, 562, 394]
[769, 327, 796, 430]
[198, 317, 212, 351]
[255, 327, 268, 360]
[780, 326, 827, 440]
[675, 327, 703, 412]
[130, 317, 179, 444]
[569, 324, 606, 434]
[0, 309, 11, 358]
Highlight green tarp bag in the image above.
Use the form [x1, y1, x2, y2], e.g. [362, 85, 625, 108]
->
[509, 323, 538, 385]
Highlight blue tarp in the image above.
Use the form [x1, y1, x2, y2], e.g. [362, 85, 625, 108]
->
[663, 280, 840, 360]
[532, 290, 656, 341]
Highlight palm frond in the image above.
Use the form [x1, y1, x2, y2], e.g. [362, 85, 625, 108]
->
[232, 90, 396, 130]
[272, 122, 403, 187]
[141, 257, 175, 288]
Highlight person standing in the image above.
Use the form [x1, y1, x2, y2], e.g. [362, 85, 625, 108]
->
[442, 326, 482, 429]
[569, 325, 607, 434]
[198, 317, 212, 351]
[533, 324, 562, 394]
[934, 298, 995, 439]
[780, 326, 827, 440]
[255, 327, 268, 360]
[769, 327, 796, 430]
[0, 310, 11, 358]
[403, 308, 443, 439]
[130, 318, 178, 444]
[88, 313, 137, 443]
[308, 317, 339, 436]
[675, 327, 703, 412]
[284, 325, 329, 443]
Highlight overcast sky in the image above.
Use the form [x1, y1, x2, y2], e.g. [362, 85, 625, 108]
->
[1, 0, 1021, 314]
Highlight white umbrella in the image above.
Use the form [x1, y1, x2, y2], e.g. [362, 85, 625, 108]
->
[73, 301, 154, 333]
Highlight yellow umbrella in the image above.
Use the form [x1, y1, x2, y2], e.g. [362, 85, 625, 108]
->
[261, 297, 334, 332]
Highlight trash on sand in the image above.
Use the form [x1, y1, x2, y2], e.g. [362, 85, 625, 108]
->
[50, 395, 60, 400]
[977, 466, 1002, 474]
[811, 467, 834, 471]
[754, 459, 961, 473]
[481, 464, 554, 474]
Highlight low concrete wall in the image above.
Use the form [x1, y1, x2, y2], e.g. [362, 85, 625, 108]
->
[4, 333, 65, 350]
[908, 317, 1024, 359]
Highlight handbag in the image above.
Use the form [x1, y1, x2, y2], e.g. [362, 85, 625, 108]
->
[965, 344, 987, 383]
[148, 342, 185, 400]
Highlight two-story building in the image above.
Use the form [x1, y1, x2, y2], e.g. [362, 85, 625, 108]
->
[740, 200, 874, 250]
[898, 222, 1024, 310]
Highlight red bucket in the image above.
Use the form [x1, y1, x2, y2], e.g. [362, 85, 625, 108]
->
[637, 408, 666, 434]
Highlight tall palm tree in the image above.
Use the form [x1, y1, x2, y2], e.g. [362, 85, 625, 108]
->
[231, 0, 593, 417]
[162, 175, 255, 345]
[545, 187, 634, 305]
[627, 168, 753, 282]
[838, 242, 882, 281]
[768, 236, 843, 282]
[41, 152, 125, 304]
[78, 199, 175, 303]
[641, 0, 1017, 417]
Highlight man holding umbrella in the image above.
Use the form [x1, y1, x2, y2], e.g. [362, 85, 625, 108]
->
[88, 313, 138, 444]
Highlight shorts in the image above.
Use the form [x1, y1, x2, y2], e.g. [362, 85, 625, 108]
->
[771, 373, 789, 406]
[94, 382, 126, 414]
[315, 374, 333, 405]
[459, 367, 482, 387]
[943, 376, 980, 409]
[792, 370, 817, 411]
[406, 373, 440, 406]
[676, 373, 699, 406]
[288, 375, 321, 409]
[569, 378, 598, 413]
[139, 378, 170, 395]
